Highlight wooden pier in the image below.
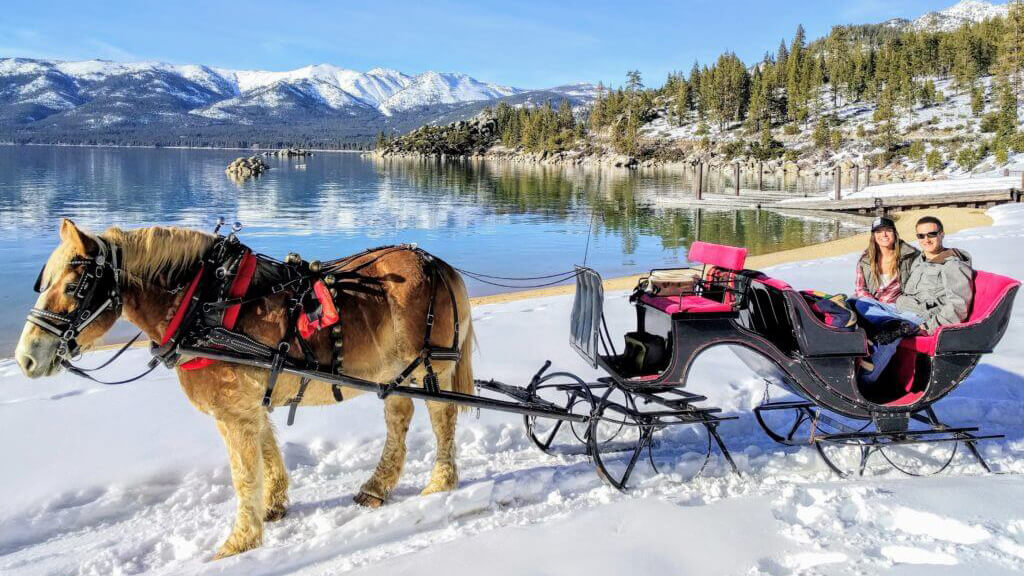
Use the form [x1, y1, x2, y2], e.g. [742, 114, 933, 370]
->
[681, 161, 1024, 215]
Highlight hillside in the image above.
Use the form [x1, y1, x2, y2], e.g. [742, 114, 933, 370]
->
[380, 0, 1024, 182]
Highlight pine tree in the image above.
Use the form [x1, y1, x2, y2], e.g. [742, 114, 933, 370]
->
[997, 80, 1018, 138]
[786, 24, 807, 122]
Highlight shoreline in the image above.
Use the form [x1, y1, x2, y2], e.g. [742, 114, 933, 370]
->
[0, 142, 364, 154]
[469, 206, 993, 306]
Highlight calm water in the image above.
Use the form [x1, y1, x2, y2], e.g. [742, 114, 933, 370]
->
[0, 146, 864, 355]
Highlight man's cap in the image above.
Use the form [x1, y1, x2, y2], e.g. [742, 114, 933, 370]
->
[871, 216, 896, 231]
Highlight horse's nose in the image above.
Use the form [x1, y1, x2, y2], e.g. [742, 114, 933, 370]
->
[16, 351, 37, 376]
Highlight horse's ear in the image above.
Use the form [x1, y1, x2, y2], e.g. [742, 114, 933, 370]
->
[59, 218, 97, 255]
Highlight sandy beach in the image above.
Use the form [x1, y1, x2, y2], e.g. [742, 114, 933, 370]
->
[470, 206, 994, 306]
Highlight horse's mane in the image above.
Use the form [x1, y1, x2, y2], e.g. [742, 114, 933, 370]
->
[102, 226, 215, 289]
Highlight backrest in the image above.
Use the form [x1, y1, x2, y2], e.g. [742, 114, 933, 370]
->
[968, 271, 1021, 323]
[688, 241, 747, 271]
[570, 266, 604, 368]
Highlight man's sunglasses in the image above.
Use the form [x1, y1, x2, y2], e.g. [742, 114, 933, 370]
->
[916, 231, 941, 239]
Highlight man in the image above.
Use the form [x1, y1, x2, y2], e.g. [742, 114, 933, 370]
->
[854, 215, 973, 384]
[895, 216, 974, 333]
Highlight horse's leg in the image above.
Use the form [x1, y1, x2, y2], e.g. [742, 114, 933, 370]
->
[214, 414, 265, 559]
[355, 395, 413, 507]
[422, 399, 459, 495]
[260, 414, 289, 522]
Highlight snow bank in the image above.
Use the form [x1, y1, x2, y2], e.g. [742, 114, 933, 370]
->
[839, 176, 1019, 200]
[1, 205, 1023, 575]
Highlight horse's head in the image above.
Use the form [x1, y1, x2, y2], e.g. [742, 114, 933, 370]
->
[15, 219, 123, 378]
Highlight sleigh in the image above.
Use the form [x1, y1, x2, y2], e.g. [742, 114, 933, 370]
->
[562, 241, 1019, 485]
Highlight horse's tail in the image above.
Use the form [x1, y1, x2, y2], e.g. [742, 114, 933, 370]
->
[452, 319, 474, 405]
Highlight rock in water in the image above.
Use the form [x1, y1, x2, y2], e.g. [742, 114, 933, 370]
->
[225, 155, 270, 180]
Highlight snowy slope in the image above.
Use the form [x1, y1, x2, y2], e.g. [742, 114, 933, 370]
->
[378, 71, 520, 115]
[911, 0, 1009, 32]
[1, 204, 1022, 574]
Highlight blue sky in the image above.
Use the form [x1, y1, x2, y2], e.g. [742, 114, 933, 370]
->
[1, 0, 981, 89]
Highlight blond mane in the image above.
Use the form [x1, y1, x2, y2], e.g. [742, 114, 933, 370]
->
[102, 226, 215, 288]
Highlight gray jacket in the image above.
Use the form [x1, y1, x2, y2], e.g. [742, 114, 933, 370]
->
[856, 240, 919, 297]
[895, 248, 974, 332]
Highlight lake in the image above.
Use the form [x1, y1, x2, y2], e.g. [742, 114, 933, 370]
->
[0, 145, 864, 355]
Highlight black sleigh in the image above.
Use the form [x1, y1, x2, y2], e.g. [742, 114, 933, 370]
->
[568, 241, 1020, 485]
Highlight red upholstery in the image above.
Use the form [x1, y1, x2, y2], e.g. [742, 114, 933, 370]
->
[753, 275, 792, 291]
[898, 270, 1019, 357]
[640, 294, 732, 315]
[885, 391, 925, 407]
[689, 241, 747, 271]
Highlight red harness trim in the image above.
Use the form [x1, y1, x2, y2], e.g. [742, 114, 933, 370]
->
[161, 266, 204, 347]
[297, 280, 339, 340]
[179, 251, 258, 371]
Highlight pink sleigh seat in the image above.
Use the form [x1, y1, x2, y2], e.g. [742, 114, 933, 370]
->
[899, 270, 1020, 356]
[640, 241, 747, 315]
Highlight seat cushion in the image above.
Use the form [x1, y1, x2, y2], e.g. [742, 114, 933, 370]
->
[640, 294, 732, 314]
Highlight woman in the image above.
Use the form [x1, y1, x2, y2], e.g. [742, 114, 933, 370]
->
[854, 216, 919, 304]
[851, 216, 922, 383]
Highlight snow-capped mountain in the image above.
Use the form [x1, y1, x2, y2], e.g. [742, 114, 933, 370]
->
[0, 58, 584, 144]
[910, 0, 1009, 32]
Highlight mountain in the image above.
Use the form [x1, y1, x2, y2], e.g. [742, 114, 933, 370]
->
[887, 0, 1010, 32]
[0, 58, 593, 147]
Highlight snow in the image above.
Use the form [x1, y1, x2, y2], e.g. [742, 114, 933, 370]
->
[0, 58, 529, 118]
[911, 1, 1009, 32]
[378, 71, 520, 115]
[1, 204, 1022, 575]
[782, 174, 1019, 202]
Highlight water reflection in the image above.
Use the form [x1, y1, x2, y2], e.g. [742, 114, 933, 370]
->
[0, 146, 864, 355]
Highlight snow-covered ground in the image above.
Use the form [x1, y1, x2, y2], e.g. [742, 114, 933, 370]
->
[780, 175, 1020, 203]
[842, 176, 1019, 200]
[2, 205, 1023, 575]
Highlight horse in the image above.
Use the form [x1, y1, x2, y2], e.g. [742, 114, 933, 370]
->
[14, 219, 475, 559]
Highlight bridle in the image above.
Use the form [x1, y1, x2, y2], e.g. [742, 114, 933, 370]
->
[28, 236, 123, 363]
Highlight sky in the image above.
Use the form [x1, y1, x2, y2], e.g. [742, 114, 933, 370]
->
[0, 0, 993, 89]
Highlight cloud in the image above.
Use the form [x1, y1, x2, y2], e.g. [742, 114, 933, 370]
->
[86, 39, 138, 62]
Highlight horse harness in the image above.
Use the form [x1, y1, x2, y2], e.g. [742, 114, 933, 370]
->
[29, 231, 462, 426]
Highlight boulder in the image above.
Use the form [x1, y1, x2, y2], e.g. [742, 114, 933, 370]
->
[226, 155, 270, 180]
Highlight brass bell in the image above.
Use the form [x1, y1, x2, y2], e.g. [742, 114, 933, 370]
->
[331, 325, 342, 337]
[324, 274, 336, 286]
[335, 353, 344, 364]
[334, 339, 344, 349]
[309, 260, 321, 273]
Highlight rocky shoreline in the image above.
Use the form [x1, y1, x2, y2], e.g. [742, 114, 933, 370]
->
[371, 113, 947, 184]
[370, 146, 948, 184]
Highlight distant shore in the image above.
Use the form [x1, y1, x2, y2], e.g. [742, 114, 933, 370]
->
[0, 142, 365, 153]
[470, 206, 993, 306]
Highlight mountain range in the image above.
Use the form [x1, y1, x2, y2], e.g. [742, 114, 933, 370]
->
[0, 0, 1012, 148]
[0, 58, 594, 147]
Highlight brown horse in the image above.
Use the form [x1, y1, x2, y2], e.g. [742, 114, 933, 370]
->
[14, 219, 474, 559]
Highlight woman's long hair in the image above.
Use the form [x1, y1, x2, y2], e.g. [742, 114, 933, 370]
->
[866, 227, 901, 285]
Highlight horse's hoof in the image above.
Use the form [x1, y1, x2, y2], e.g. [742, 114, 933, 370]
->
[264, 504, 287, 522]
[353, 491, 385, 508]
[213, 533, 262, 559]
